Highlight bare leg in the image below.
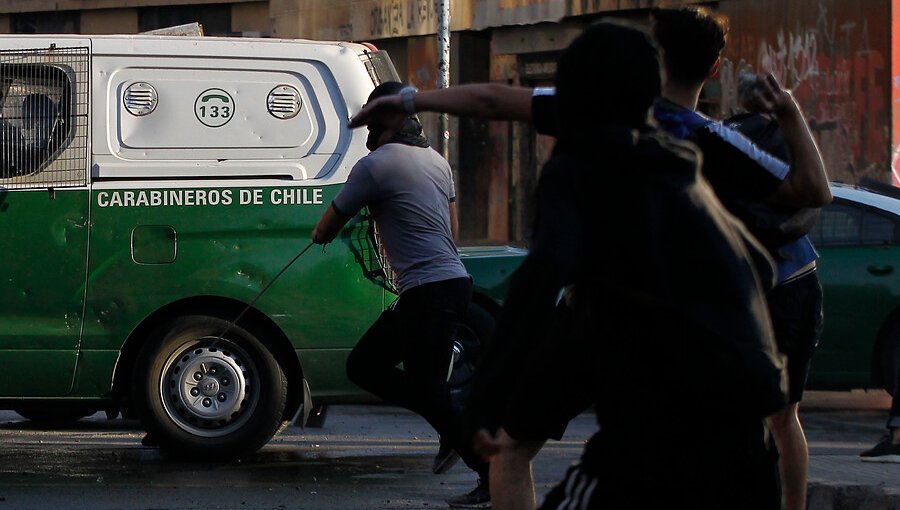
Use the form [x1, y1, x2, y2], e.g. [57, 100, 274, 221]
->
[473, 428, 545, 510]
[767, 403, 808, 510]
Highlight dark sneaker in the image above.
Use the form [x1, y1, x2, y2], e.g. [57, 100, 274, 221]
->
[432, 438, 460, 474]
[860, 435, 900, 463]
[446, 479, 491, 508]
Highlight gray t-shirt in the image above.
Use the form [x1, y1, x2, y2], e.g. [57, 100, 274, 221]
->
[333, 142, 468, 294]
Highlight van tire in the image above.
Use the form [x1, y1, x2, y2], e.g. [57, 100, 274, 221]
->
[133, 315, 287, 461]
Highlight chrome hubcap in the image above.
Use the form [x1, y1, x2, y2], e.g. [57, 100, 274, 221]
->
[159, 338, 258, 437]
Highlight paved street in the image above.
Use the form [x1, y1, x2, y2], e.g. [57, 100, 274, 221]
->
[0, 405, 584, 510]
[801, 391, 900, 509]
[0, 391, 897, 509]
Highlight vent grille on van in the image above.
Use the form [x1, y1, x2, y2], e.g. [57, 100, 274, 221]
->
[267, 85, 301, 119]
[123, 82, 158, 116]
[0, 46, 89, 190]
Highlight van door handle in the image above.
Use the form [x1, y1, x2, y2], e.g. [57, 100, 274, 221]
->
[867, 265, 893, 276]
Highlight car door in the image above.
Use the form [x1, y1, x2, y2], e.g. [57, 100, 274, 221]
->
[808, 196, 900, 388]
[0, 45, 90, 396]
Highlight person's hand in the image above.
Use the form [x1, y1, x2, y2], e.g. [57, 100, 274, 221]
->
[746, 73, 799, 118]
[311, 228, 329, 245]
[348, 95, 407, 130]
[472, 428, 518, 462]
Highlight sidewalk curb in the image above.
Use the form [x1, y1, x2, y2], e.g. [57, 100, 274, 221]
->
[809, 482, 900, 510]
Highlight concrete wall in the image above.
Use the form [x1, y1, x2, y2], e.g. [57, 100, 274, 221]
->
[0, 1, 267, 35]
[271, 0, 475, 40]
[231, 1, 270, 34]
[0, 0, 254, 12]
[271, 0, 354, 40]
[271, 0, 687, 39]
[80, 9, 138, 34]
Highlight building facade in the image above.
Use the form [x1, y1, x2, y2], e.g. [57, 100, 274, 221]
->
[1, 0, 896, 244]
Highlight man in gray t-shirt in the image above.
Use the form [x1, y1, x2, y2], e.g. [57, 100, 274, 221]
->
[330, 135, 468, 293]
[312, 82, 489, 506]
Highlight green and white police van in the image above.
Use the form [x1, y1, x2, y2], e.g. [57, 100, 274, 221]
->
[0, 34, 525, 460]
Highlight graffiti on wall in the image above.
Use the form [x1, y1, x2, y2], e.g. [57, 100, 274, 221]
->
[893, 0, 900, 186]
[894, 72, 900, 184]
[367, 0, 438, 39]
[720, 2, 888, 183]
[894, 130, 900, 185]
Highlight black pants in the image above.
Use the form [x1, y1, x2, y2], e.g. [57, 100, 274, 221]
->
[346, 276, 487, 477]
[767, 270, 824, 403]
[888, 328, 900, 429]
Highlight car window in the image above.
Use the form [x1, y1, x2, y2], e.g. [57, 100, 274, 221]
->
[861, 211, 895, 245]
[809, 201, 896, 247]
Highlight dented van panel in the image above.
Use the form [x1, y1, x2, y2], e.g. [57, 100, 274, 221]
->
[82, 183, 382, 357]
[0, 188, 88, 397]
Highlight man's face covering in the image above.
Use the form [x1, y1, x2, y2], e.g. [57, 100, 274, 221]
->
[367, 122, 385, 151]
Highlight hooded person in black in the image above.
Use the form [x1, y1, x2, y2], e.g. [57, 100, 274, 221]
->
[463, 21, 788, 510]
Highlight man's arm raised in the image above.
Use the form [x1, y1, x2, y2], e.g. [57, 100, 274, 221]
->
[348, 83, 535, 130]
[751, 74, 832, 208]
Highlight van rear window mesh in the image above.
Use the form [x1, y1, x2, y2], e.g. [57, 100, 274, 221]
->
[0, 46, 89, 189]
[360, 50, 400, 87]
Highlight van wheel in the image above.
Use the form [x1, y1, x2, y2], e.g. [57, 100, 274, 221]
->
[882, 322, 900, 397]
[133, 315, 287, 461]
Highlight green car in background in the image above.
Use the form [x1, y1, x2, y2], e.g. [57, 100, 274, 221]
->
[807, 182, 900, 391]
